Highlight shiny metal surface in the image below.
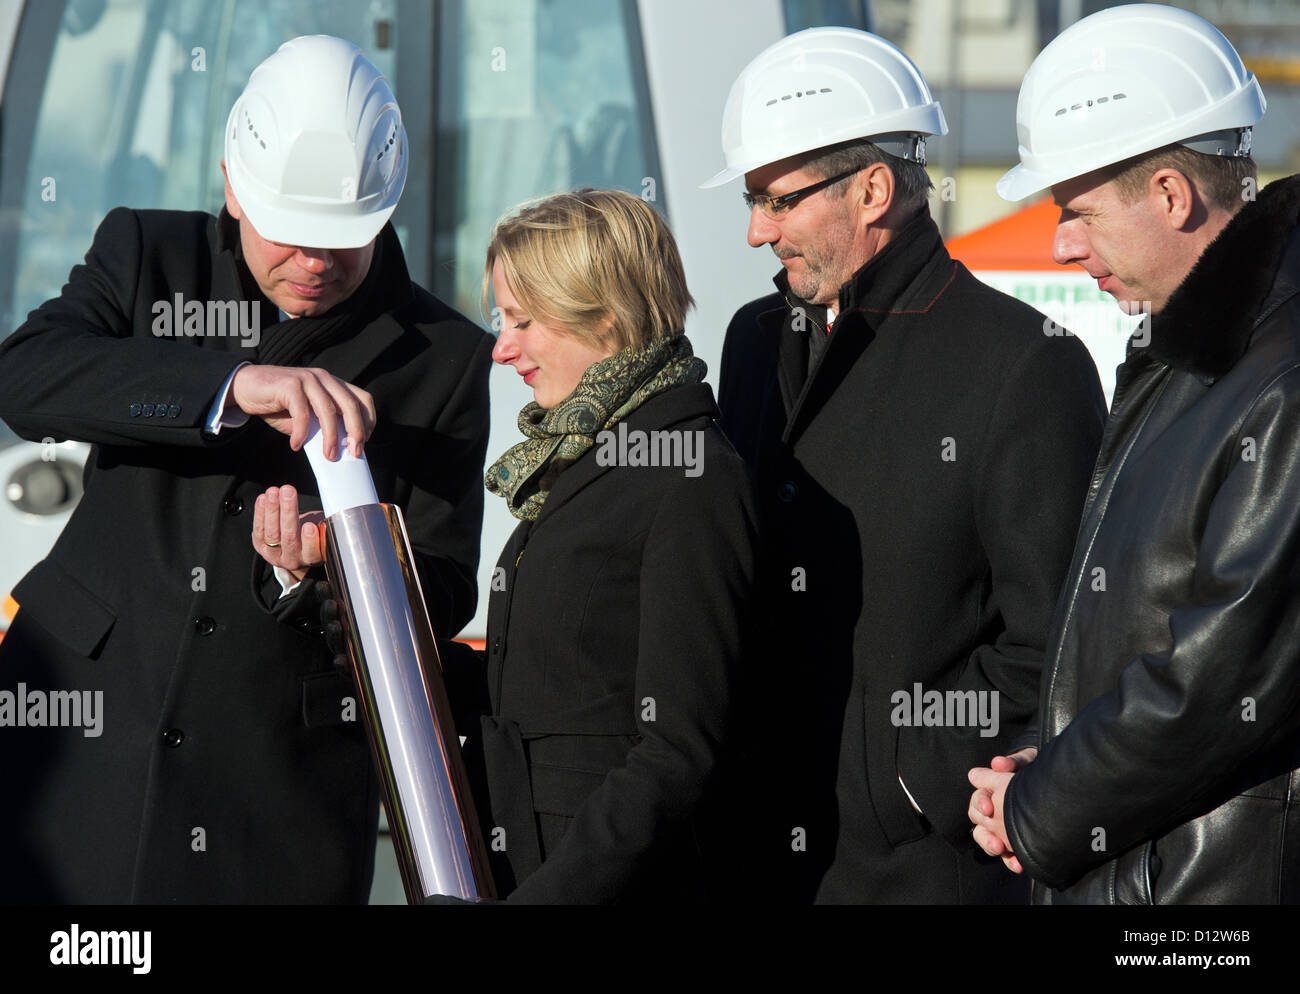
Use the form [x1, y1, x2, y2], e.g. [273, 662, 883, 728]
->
[323, 502, 494, 903]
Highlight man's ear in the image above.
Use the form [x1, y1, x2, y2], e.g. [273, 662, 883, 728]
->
[858, 162, 894, 227]
[221, 161, 243, 220]
[1149, 167, 1197, 233]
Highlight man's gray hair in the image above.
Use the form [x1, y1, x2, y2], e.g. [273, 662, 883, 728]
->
[800, 138, 933, 214]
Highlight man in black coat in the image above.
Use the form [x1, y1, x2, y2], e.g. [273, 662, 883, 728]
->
[969, 4, 1300, 904]
[0, 37, 492, 903]
[702, 27, 1106, 903]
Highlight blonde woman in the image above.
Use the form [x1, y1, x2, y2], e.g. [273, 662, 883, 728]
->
[466, 189, 757, 902]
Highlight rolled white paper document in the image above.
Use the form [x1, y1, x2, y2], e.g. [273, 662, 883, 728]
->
[302, 415, 379, 517]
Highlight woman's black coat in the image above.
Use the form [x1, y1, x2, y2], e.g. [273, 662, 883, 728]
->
[458, 381, 757, 903]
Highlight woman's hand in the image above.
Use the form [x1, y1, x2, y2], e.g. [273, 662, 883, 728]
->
[251, 485, 325, 583]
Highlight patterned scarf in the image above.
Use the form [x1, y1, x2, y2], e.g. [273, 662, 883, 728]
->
[485, 334, 706, 520]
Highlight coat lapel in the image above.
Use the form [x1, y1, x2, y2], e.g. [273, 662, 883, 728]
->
[312, 312, 405, 382]
[208, 219, 250, 314]
[781, 315, 876, 445]
[201, 212, 273, 360]
[774, 301, 810, 419]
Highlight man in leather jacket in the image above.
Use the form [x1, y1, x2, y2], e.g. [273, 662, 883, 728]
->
[969, 4, 1300, 904]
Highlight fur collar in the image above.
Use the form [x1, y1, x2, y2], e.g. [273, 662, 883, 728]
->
[1149, 173, 1300, 379]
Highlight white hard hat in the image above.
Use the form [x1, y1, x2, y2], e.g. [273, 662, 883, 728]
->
[701, 27, 947, 188]
[224, 35, 408, 248]
[998, 3, 1265, 202]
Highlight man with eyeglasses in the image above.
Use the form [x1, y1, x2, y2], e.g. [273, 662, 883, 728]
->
[700, 27, 1106, 903]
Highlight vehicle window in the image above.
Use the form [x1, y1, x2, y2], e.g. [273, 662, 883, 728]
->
[429, 0, 664, 319]
[783, 0, 872, 33]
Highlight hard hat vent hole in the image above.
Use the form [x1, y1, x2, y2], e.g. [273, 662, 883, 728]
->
[1054, 93, 1127, 118]
[376, 126, 398, 161]
[242, 110, 267, 151]
[765, 87, 833, 107]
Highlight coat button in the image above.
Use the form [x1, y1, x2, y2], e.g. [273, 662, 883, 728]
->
[194, 616, 216, 636]
[129, 403, 142, 417]
[492, 636, 501, 654]
[295, 617, 316, 634]
[162, 728, 184, 748]
[142, 403, 155, 417]
[778, 481, 799, 502]
[224, 496, 244, 516]
[168, 404, 180, 418]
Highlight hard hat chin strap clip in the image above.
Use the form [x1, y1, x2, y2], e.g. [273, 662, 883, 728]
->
[1236, 126, 1254, 157]
[872, 133, 928, 166]
[1180, 127, 1253, 158]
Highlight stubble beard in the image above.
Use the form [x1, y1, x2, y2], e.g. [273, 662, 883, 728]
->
[783, 219, 855, 308]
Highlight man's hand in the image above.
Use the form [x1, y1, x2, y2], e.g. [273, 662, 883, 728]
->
[252, 485, 325, 583]
[968, 747, 1036, 873]
[230, 365, 376, 459]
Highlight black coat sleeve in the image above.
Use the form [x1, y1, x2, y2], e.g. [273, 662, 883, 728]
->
[716, 295, 783, 467]
[0, 207, 244, 446]
[895, 332, 1105, 848]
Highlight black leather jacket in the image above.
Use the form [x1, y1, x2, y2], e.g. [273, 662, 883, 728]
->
[1005, 174, 1300, 904]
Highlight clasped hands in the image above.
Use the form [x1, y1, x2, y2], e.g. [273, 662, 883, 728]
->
[967, 746, 1037, 874]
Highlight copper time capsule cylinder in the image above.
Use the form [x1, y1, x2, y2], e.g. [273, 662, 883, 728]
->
[321, 501, 494, 904]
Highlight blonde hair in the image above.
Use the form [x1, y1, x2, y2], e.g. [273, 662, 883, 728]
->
[482, 188, 694, 352]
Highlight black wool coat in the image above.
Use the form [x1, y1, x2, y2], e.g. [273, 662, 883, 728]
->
[458, 382, 758, 903]
[1006, 174, 1300, 904]
[0, 207, 492, 903]
[717, 208, 1106, 903]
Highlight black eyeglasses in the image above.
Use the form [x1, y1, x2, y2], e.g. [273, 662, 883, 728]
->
[742, 166, 865, 219]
